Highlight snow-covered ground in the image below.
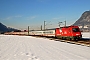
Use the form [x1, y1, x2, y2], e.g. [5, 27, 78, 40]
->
[82, 32, 90, 39]
[0, 32, 90, 60]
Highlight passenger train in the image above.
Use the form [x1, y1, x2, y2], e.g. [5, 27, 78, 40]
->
[5, 26, 82, 40]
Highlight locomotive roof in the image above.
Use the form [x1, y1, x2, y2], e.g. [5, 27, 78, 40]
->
[60, 25, 78, 28]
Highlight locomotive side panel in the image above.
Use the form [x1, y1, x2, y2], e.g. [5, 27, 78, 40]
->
[55, 28, 62, 38]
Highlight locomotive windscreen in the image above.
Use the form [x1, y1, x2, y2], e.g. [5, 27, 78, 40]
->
[72, 28, 79, 32]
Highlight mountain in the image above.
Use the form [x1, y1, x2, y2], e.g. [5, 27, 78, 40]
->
[0, 22, 9, 33]
[73, 11, 90, 32]
[0, 22, 21, 34]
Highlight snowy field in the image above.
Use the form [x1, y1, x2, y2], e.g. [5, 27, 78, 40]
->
[82, 32, 90, 39]
[0, 32, 90, 60]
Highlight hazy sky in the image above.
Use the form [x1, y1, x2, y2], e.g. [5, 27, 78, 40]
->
[0, 0, 90, 30]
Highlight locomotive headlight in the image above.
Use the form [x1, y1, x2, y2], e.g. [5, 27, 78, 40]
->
[76, 34, 79, 35]
[79, 36, 81, 37]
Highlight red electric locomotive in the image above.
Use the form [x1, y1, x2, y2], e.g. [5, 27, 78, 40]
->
[55, 26, 82, 40]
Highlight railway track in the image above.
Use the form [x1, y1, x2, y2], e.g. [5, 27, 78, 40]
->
[52, 38, 90, 47]
[31, 35, 90, 47]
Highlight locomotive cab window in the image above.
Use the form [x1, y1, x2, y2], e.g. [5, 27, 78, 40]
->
[72, 28, 79, 32]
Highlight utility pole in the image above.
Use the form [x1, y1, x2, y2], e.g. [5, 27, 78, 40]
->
[44, 21, 46, 30]
[28, 26, 29, 35]
[58, 22, 62, 28]
[41, 25, 42, 30]
[64, 20, 66, 27]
